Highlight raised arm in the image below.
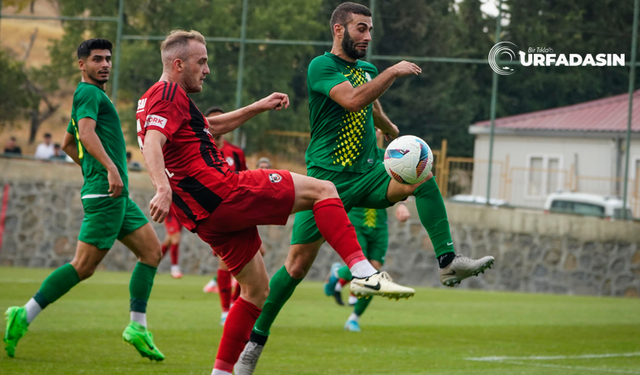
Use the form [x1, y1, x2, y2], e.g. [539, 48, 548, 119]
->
[329, 61, 421, 112]
[142, 129, 172, 223]
[207, 92, 289, 136]
[78, 117, 123, 197]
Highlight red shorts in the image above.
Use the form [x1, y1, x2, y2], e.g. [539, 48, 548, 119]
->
[195, 169, 295, 275]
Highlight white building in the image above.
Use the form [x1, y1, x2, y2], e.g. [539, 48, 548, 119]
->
[469, 90, 640, 211]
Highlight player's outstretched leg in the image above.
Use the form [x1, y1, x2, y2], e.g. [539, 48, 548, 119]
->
[120, 223, 164, 361]
[399, 177, 494, 286]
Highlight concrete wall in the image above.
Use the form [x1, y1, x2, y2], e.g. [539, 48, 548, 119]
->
[1, 158, 639, 297]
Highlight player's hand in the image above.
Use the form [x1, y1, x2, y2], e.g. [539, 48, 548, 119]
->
[107, 168, 124, 197]
[256, 92, 290, 112]
[395, 203, 410, 222]
[383, 123, 400, 141]
[391, 61, 421, 78]
[150, 189, 172, 223]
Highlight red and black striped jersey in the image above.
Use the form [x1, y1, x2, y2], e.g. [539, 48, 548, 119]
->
[136, 81, 238, 231]
[218, 140, 247, 173]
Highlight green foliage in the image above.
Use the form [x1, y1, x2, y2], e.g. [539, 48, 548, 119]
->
[1, 267, 639, 374]
[0, 50, 39, 127]
[37, 0, 640, 156]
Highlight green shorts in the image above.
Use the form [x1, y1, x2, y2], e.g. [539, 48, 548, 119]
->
[291, 162, 392, 245]
[78, 196, 148, 250]
[355, 225, 388, 264]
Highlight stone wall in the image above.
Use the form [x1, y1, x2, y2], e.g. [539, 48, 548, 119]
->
[1, 158, 639, 297]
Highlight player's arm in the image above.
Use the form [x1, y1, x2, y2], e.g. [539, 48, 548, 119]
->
[77, 117, 123, 197]
[142, 129, 172, 223]
[329, 61, 421, 112]
[207, 92, 290, 136]
[62, 131, 81, 166]
[395, 201, 410, 222]
[372, 100, 399, 140]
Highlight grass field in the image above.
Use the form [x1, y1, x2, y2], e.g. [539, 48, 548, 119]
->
[1, 267, 639, 375]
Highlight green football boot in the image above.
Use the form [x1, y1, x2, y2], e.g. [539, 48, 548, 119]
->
[122, 321, 165, 361]
[4, 306, 29, 358]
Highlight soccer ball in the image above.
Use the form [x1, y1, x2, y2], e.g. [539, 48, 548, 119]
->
[383, 135, 433, 185]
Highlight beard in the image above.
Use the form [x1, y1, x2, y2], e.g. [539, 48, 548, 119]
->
[341, 29, 367, 60]
[88, 71, 109, 84]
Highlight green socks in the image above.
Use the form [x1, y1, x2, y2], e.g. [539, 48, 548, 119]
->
[33, 263, 81, 309]
[129, 262, 157, 313]
[354, 295, 372, 316]
[337, 265, 352, 280]
[414, 178, 455, 258]
[253, 266, 302, 336]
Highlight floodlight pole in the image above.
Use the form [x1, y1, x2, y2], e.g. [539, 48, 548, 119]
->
[233, 0, 249, 144]
[111, 0, 124, 104]
[623, 0, 639, 220]
[486, 0, 503, 205]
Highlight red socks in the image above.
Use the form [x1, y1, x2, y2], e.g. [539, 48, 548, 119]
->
[161, 244, 169, 257]
[217, 269, 232, 312]
[170, 244, 179, 265]
[313, 198, 366, 268]
[213, 297, 262, 373]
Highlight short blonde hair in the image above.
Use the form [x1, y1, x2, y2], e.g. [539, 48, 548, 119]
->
[161, 29, 206, 68]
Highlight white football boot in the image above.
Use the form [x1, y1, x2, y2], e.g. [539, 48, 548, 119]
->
[234, 341, 264, 375]
[439, 254, 494, 287]
[350, 271, 415, 300]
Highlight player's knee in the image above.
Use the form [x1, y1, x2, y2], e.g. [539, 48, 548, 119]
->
[317, 180, 338, 200]
[287, 261, 311, 279]
[139, 247, 162, 267]
[73, 263, 96, 281]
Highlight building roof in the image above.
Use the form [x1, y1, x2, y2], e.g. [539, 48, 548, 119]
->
[474, 90, 640, 132]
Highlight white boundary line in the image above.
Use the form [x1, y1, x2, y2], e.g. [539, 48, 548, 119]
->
[467, 353, 640, 361]
[466, 353, 640, 375]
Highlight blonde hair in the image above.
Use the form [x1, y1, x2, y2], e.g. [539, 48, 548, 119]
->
[160, 29, 206, 69]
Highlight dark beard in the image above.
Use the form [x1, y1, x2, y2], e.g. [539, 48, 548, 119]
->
[89, 71, 109, 84]
[341, 29, 366, 60]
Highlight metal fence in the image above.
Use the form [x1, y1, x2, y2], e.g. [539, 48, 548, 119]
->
[1, 0, 639, 219]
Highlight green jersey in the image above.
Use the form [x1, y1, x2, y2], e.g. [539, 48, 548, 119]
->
[67, 82, 129, 198]
[348, 207, 388, 229]
[306, 52, 380, 173]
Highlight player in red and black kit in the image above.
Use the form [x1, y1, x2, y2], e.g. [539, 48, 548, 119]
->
[136, 30, 413, 375]
[161, 208, 183, 278]
[202, 106, 248, 325]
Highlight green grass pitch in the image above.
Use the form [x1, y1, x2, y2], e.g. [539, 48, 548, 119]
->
[1, 267, 639, 374]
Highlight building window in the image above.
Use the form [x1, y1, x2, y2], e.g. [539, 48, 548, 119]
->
[527, 155, 563, 197]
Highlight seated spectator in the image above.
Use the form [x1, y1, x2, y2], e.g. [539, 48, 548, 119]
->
[256, 157, 272, 170]
[34, 133, 55, 159]
[3, 137, 22, 155]
[126, 151, 143, 171]
[50, 143, 68, 161]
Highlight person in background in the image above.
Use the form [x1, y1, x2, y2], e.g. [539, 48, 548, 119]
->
[50, 143, 68, 161]
[34, 133, 55, 159]
[256, 157, 271, 170]
[126, 151, 143, 171]
[3, 137, 22, 155]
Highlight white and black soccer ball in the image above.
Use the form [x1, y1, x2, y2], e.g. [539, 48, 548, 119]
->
[383, 135, 433, 185]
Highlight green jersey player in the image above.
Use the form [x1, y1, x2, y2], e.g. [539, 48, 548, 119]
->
[4, 39, 164, 361]
[235, 3, 495, 373]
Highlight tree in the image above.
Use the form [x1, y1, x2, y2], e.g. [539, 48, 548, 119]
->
[0, 49, 40, 129]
